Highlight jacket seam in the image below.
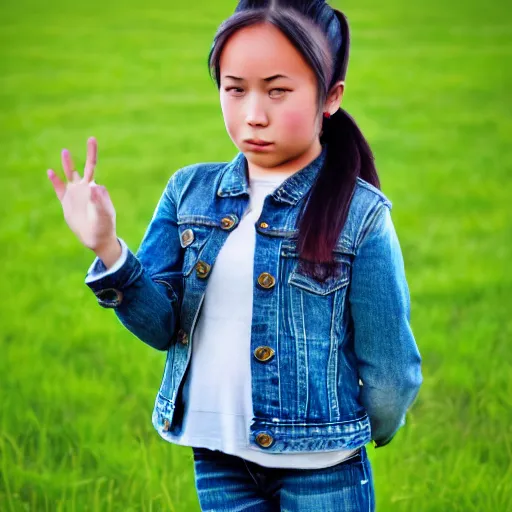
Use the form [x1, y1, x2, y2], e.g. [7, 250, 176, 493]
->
[253, 416, 368, 427]
[354, 199, 390, 254]
[355, 177, 392, 208]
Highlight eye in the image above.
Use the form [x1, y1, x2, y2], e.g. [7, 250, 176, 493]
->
[224, 86, 244, 96]
[269, 88, 289, 98]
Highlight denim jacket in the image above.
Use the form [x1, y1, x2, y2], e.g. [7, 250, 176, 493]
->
[85, 147, 422, 453]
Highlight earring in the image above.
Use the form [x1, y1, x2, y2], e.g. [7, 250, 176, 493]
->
[323, 112, 331, 119]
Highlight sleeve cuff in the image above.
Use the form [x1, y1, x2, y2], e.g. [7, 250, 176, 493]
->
[84, 238, 143, 308]
[372, 414, 406, 448]
[85, 238, 129, 284]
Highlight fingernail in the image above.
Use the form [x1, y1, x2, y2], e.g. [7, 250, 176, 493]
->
[47, 169, 54, 179]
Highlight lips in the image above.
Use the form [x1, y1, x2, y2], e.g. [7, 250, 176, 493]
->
[245, 139, 272, 146]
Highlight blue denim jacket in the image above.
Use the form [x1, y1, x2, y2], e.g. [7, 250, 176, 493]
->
[85, 147, 422, 453]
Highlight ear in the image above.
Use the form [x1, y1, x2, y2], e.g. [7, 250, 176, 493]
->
[323, 80, 345, 115]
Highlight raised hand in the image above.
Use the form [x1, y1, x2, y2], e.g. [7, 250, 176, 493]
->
[47, 137, 118, 257]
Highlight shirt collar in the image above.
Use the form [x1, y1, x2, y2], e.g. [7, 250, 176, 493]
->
[216, 146, 327, 206]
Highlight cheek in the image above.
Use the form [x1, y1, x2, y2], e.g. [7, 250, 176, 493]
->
[220, 97, 240, 136]
[280, 109, 316, 137]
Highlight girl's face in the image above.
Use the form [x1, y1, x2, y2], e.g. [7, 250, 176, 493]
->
[219, 22, 324, 174]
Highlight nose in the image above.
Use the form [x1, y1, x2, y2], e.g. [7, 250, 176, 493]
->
[245, 94, 269, 127]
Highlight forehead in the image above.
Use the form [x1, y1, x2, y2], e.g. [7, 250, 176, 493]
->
[219, 22, 315, 82]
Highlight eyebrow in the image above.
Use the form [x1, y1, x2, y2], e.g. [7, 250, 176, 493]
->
[223, 74, 291, 82]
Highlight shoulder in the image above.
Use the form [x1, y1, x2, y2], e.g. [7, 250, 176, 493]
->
[346, 178, 394, 250]
[172, 161, 227, 182]
[165, 161, 228, 198]
[354, 177, 392, 211]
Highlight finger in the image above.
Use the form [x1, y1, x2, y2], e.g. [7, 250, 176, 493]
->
[61, 149, 78, 182]
[92, 185, 108, 205]
[100, 187, 116, 217]
[47, 169, 66, 201]
[84, 136, 97, 183]
[90, 185, 101, 204]
[93, 186, 114, 215]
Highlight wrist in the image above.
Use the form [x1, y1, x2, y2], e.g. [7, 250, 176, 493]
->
[93, 236, 122, 269]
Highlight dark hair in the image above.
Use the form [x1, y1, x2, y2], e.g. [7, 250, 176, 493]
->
[208, 0, 381, 280]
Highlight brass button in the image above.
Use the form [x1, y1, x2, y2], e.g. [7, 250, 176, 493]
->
[259, 221, 269, 229]
[257, 272, 275, 289]
[195, 260, 211, 279]
[181, 228, 194, 247]
[163, 419, 171, 432]
[220, 215, 238, 230]
[177, 328, 189, 345]
[254, 346, 275, 362]
[255, 432, 274, 448]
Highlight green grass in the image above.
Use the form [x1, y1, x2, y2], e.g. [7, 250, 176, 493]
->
[1, 0, 511, 510]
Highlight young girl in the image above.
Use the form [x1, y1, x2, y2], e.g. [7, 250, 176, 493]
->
[47, 0, 422, 510]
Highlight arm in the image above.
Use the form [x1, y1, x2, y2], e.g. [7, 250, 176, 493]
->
[349, 202, 422, 447]
[84, 175, 183, 351]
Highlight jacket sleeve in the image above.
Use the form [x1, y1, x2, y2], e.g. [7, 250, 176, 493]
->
[84, 174, 183, 351]
[348, 201, 422, 447]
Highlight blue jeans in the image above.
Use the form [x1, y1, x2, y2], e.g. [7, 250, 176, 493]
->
[192, 445, 375, 511]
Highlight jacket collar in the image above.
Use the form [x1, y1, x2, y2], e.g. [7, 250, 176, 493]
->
[216, 146, 327, 206]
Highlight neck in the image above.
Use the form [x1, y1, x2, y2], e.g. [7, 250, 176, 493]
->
[246, 140, 323, 180]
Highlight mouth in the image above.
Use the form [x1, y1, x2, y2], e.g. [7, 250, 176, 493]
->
[244, 139, 274, 151]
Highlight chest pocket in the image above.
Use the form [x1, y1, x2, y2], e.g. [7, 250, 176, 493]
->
[178, 222, 213, 277]
[281, 243, 352, 295]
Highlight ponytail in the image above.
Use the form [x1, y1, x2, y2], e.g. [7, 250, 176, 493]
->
[296, 107, 380, 280]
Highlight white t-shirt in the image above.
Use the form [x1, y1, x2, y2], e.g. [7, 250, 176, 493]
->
[86, 170, 360, 469]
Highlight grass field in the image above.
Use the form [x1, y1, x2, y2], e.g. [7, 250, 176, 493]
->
[1, 0, 511, 510]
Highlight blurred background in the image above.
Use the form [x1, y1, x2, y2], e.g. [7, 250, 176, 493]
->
[1, 0, 511, 510]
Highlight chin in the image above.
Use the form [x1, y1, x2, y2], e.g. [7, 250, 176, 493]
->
[243, 152, 284, 169]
